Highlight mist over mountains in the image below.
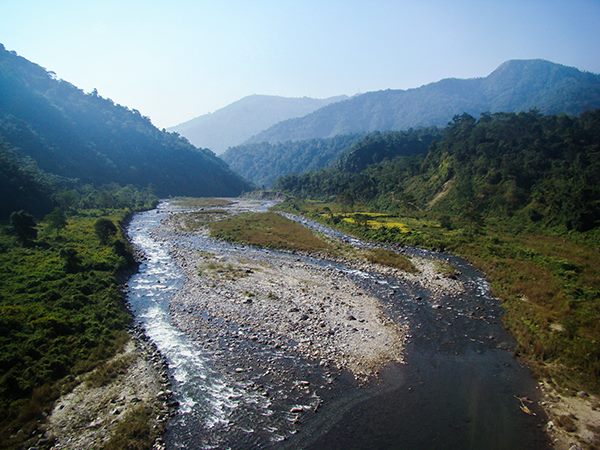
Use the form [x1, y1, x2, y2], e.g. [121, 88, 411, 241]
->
[169, 94, 347, 154]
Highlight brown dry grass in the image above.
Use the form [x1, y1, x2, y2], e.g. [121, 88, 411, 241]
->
[365, 248, 418, 273]
[172, 197, 233, 208]
[209, 212, 333, 253]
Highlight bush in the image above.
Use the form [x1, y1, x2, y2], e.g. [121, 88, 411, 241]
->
[94, 218, 117, 245]
[9, 211, 37, 244]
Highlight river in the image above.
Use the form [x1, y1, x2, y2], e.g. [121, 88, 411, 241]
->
[126, 198, 549, 449]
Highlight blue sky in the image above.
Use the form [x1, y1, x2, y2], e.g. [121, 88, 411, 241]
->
[1, 0, 599, 128]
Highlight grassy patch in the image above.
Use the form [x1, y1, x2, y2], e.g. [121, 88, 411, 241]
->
[172, 210, 229, 232]
[209, 212, 333, 253]
[365, 248, 418, 273]
[433, 260, 460, 278]
[199, 259, 254, 281]
[85, 349, 135, 388]
[338, 213, 411, 233]
[103, 404, 159, 450]
[171, 197, 233, 208]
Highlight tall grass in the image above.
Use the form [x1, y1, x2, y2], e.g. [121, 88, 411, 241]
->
[365, 248, 418, 273]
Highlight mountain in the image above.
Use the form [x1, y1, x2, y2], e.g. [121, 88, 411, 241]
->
[250, 60, 600, 143]
[0, 138, 56, 217]
[220, 134, 365, 187]
[276, 110, 600, 397]
[169, 94, 347, 154]
[276, 110, 600, 231]
[222, 128, 442, 188]
[0, 44, 251, 202]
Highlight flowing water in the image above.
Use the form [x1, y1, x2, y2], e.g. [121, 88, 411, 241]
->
[126, 199, 549, 449]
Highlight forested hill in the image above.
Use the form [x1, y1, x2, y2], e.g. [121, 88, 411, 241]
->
[0, 44, 251, 204]
[250, 59, 600, 144]
[277, 110, 600, 232]
[222, 128, 441, 188]
[221, 134, 365, 187]
[169, 94, 347, 154]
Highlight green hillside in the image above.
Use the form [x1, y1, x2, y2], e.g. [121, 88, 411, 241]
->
[221, 134, 364, 187]
[278, 111, 600, 231]
[0, 44, 251, 205]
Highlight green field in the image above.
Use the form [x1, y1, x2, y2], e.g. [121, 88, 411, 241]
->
[209, 211, 333, 253]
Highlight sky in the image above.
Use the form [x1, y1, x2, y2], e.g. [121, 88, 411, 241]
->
[1, 0, 599, 128]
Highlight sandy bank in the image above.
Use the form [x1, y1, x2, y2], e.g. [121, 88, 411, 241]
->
[540, 381, 600, 449]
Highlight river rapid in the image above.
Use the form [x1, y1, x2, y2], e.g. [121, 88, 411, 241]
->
[126, 198, 549, 449]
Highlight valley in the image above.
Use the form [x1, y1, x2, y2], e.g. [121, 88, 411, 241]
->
[1, 14, 599, 448]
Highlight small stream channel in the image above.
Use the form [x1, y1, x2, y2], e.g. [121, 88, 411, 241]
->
[126, 199, 549, 449]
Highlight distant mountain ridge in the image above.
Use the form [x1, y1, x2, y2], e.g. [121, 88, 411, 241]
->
[170, 94, 347, 153]
[0, 43, 251, 202]
[249, 59, 600, 143]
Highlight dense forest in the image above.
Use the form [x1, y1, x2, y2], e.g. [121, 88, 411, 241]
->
[221, 134, 365, 187]
[0, 44, 251, 205]
[223, 129, 442, 188]
[278, 111, 600, 231]
[251, 59, 600, 143]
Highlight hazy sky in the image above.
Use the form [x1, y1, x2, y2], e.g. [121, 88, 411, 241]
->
[1, 0, 599, 128]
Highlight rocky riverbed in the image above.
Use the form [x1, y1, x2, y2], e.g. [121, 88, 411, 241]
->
[169, 245, 407, 380]
[124, 198, 551, 449]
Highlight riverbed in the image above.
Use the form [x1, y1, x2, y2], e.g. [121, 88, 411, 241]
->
[126, 198, 550, 449]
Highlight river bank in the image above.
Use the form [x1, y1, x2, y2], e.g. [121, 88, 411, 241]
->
[44, 327, 171, 449]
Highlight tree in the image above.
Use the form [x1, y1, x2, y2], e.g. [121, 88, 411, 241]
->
[354, 213, 369, 227]
[94, 218, 117, 245]
[113, 239, 134, 266]
[44, 208, 67, 237]
[9, 210, 37, 245]
[338, 192, 355, 212]
[439, 215, 453, 230]
[59, 247, 81, 273]
[55, 189, 79, 211]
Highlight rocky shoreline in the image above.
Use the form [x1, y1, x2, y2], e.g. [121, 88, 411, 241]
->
[156, 201, 466, 383]
[43, 325, 173, 450]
